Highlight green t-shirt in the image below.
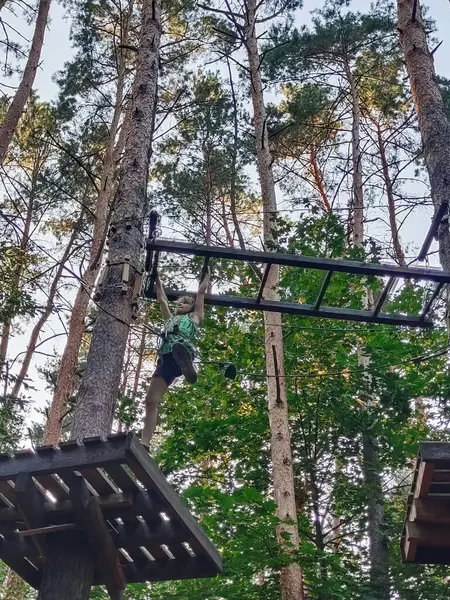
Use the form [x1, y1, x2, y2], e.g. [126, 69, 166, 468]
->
[160, 314, 198, 356]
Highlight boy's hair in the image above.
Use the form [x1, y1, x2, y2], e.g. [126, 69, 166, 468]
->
[176, 296, 195, 312]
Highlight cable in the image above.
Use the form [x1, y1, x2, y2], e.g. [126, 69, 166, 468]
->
[236, 344, 449, 380]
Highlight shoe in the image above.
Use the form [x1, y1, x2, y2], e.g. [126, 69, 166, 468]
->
[172, 343, 197, 384]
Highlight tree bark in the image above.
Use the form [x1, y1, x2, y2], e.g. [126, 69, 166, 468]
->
[375, 120, 407, 267]
[70, 0, 161, 441]
[0, 0, 52, 165]
[243, 3, 303, 599]
[362, 432, 390, 599]
[310, 148, 332, 213]
[44, 18, 131, 445]
[348, 63, 390, 600]
[10, 221, 79, 399]
[397, 0, 450, 271]
[37, 533, 95, 600]
[38, 0, 161, 595]
[344, 58, 364, 246]
[226, 56, 247, 250]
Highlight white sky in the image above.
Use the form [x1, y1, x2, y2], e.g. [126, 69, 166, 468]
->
[4, 0, 450, 440]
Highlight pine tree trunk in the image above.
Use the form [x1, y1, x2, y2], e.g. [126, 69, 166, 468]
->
[0, 0, 52, 165]
[348, 63, 390, 600]
[226, 56, 247, 250]
[375, 120, 407, 267]
[44, 28, 131, 444]
[37, 0, 161, 595]
[310, 149, 332, 213]
[70, 0, 161, 441]
[243, 3, 303, 598]
[397, 0, 450, 271]
[362, 432, 390, 599]
[0, 189, 34, 375]
[10, 222, 79, 398]
[344, 58, 364, 246]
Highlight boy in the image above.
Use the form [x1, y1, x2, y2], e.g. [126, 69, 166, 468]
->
[141, 268, 210, 446]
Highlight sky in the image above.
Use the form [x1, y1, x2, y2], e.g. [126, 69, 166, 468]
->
[31, 0, 450, 100]
[3, 0, 450, 439]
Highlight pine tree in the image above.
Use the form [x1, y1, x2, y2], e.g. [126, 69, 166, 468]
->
[0, 0, 52, 164]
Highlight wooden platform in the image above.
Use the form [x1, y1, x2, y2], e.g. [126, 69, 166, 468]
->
[402, 442, 450, 564]
[0, 433, 222, 598]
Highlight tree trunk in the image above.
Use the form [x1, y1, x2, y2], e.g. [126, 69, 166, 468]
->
[397, 0, 450, 271]
[0, 0, 52, 165]
[226, 56, 247, 250]
[243, 3, 303, 599]
[70, 0, 161, 441]
[37, 533, 95, 600]
[362, 432, 390, 599]
[10, 222, 79, 398]
[344, 58, 364, 247]
[348, 63, 390, 600]
[375, 120, 407, 267]
[310, 148, 332, 213]
[44, 21, 131, 444]
[38, 0, 161, 595]
[0, 187, 34, 375]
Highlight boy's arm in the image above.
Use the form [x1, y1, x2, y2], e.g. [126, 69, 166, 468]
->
[156, 274, 172, 321]
[192, 268, 210, 325]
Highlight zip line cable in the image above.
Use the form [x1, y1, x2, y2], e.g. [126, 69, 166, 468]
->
[234, 344, 450, 381]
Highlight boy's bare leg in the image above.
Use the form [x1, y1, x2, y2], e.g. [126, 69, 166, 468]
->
[141, 376, 168, 446]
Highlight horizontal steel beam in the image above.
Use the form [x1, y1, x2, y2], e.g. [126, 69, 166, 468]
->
[148, 239, 450, 283]
[144, 288, 433, 328]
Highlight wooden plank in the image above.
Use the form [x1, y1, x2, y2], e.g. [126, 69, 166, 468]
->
[116, 521, 182, 548]
[21, 523, 76, 536]
[415, 546, 450, 565]
[410, 498, 450, 524]
[0, 434, 130, 481]
[69, 474, 126, 600]
[0, 492, 133, 523]
[0, 480, 16, 505]
[403, 535, 418, 562]
[414, 461, 434, 498]
[431, 470, 450, 482]
[429, 482, 450, 494]
[0, 554, 42, 589]
[118, 491, 170, 561]
[116, 521, 171, 561]
[125, 435, 222, 573]
[15, 472, 46, 557]
[0, 532, 43, 588]
[421, 442, 450, 463]
[103, 463, 143, 494]
[35, 474, 69, 501]
[125, 556, 219, 583]
[405, 521, 450, 548]
[79, 468, 119, 495]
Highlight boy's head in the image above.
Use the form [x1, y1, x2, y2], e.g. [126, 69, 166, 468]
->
[175, 296, 195, 315]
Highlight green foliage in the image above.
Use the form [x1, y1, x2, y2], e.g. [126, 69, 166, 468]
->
[0, 244, 36, 324]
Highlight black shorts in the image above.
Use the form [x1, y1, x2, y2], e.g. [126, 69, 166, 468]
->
[152, 352, 182, 385]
